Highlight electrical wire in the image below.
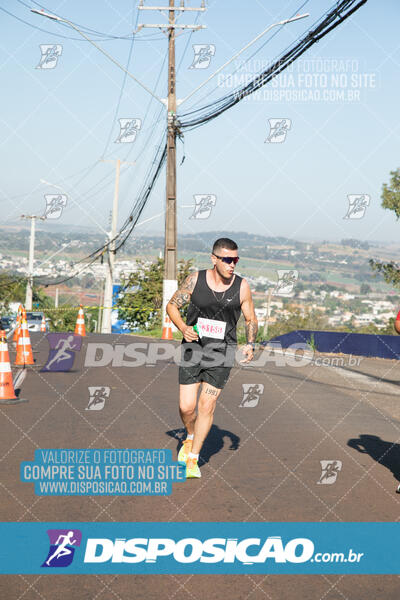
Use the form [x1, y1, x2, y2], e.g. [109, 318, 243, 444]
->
[34, 130, 167, 287]
[110, 0, 369, 254]
[33, 254, 101, 286]
[100, 2, 139, 158]
[31, 0, 369, 282]
[8, 0, 169, 41]
[184, 0, 310, 111]
[179, 0, 368, 130]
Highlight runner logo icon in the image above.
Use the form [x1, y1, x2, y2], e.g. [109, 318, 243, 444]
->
[43, 194, 67, 219]
[115, 118, 142, 143]
[41, 529, 82, 568]
[274, 270, 298, 296]
[343, 194, 370, 219]
[317, 460, 342, 485]
[190, 194, 217, 220]
[36, 44, 62, 69]
[239, 384, 264, 408]
[265, 118, 291, 143]
[86, 386, 110, 411]
[189, 44, 216, 69]
[41, 333, 82, 372]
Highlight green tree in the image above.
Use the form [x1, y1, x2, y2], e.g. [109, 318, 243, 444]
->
[0, 272, 53, 313]
[117, 258, 194, 330]
[48, 305, 98, 333]
[370, 168, 400, 287]
[360, 283, 371, 295]
[0, 273, 26, 312]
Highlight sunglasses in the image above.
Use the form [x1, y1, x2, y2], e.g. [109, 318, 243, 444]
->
[212, 253, 239, 265]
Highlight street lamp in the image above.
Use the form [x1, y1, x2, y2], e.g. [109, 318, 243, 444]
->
[31, 9, 164, 105]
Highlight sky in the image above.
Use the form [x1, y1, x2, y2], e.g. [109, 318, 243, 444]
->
[0, 0, 400, 246]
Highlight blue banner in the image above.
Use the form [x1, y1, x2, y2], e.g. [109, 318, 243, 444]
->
[20, 449, 185, 496]
[0, 522, 398, 574]
[270, 329, 400, 359]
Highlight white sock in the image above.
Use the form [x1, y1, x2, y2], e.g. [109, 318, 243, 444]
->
[188, 452, 199, 460]
[186, 434, 194, 440]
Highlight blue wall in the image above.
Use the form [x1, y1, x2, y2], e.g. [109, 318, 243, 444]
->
[270, 330, 400, 359]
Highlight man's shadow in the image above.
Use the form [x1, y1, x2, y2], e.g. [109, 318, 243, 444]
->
[347, 434, 400, 485]
[166, 425, 240, 465]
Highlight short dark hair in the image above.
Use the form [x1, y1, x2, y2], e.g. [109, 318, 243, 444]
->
[212, 238, 238, 255]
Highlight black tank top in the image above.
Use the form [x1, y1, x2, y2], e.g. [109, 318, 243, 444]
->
[184, 269, 242, 347]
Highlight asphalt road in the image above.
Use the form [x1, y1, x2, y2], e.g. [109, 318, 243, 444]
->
[1, 332, 400, 599]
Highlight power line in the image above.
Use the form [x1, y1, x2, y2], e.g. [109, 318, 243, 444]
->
[178, 0, 368, 131]
[29, 0, 369, 284]
[5, 1, 173, 41]
[36, 130, 167, 287]
[184, 0, 310, 112]
[100, 3, 139, 158]
[103, 0, 368, 255]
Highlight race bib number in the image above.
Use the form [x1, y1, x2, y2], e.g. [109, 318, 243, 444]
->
[197, 318, 226, 340]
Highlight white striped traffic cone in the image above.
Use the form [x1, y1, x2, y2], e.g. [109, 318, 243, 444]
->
[161, 314, 173, 340]
[15, 317, 34, 366]
[74, 305, 86, 336]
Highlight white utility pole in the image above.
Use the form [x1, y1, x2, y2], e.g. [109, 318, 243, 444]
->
[21, 214, 45, 310]
[262, 287, 273, 340]
[100, 158, 135, 334]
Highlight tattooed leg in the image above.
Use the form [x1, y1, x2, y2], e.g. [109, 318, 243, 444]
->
[192, 383, 221, 455]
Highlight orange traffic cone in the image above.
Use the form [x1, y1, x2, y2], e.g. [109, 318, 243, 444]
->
[40, 315, 46, 332]
[74, 305, 86, 336]
[0, 330, 17, 403]
[15, 317, 34, 366]
[13, 306, 23, 342]
[161, 313, 174, 340]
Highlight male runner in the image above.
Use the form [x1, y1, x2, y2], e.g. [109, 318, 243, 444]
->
[167, 238, 258, 478]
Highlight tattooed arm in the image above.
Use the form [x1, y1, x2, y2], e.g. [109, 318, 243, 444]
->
[166, 272, 199, 342]
[239, 279, 258, 363]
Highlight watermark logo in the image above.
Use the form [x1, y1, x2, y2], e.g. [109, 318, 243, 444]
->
[42, 529, 82, 568]
[84, 341, 313, 369]
[115, 118, 142, 144]
[41, 334, 82, 372]
[190, 194, 217, 219]
[239, 383, 264, 407]
[84, 535, 315, 565]
[274, 270, 298, 296]
[36, 44, 62, 69]
[43, 194, 67, 220]
[317, 460, 342, 485]
[265, 118, 291, 143]
[313, 355, 362, 368]
[219, 57, 377, 104]
[189, 44, 216, 69]
[86, 386, 110, 411]
[343, 194, 370, 219]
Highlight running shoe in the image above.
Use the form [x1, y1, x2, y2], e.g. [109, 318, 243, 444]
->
[178, 438, 192, 463]
[186, 457, 201, 479]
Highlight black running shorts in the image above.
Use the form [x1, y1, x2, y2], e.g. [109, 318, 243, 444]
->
[178, 342, 234, 389]
[179, 363, 232, 389]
